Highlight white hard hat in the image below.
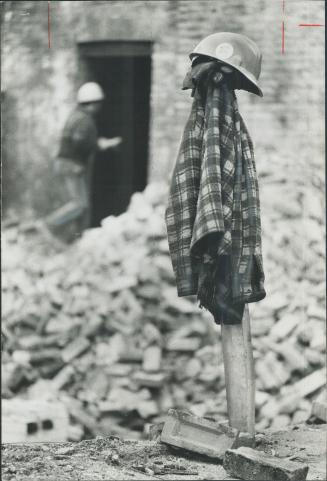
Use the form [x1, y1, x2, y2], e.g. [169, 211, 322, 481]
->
[77, 82, 105, 103]
[190, 32, 263, 97]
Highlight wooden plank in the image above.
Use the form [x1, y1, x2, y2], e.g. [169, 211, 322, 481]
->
[221, 304, 255, 436]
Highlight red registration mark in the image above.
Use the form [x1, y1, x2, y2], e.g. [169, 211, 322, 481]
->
[282, 0, 324, 54]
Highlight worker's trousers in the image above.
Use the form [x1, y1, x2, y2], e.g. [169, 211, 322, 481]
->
[46, 158, 91, 235]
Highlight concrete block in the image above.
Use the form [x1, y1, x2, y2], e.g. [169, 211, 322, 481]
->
[224, 447, 309, 481]
[160, 409, 254, 460]
[2, 399, 69, 443]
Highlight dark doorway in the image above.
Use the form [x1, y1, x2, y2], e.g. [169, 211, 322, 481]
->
[78, 41, 152, 227]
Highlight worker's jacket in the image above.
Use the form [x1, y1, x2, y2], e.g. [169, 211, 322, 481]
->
[57, 106, 98, 170]
[54, 107, 98, 229]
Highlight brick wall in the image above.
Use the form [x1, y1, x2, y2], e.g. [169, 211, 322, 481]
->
[2, 0, 324, 219]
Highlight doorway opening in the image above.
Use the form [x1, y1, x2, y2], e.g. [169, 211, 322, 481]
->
[78, 41, 152, 227]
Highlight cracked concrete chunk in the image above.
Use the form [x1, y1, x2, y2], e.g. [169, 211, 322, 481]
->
[224, 446, 309, 481]
[160, 409, 254, 460]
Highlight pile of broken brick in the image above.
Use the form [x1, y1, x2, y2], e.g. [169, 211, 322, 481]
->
[2, 180, 326, 441]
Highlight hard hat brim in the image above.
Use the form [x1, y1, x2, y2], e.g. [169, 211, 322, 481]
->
[190, 53, 263, 97]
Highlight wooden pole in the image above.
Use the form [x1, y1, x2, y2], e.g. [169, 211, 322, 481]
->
[221, 304, 255, 436]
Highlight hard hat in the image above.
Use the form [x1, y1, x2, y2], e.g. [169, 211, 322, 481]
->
[77, 82, 105, 103]
[190, 32, 263, 97]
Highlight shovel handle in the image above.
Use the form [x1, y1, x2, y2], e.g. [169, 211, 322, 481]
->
[221, 304, 255, 436]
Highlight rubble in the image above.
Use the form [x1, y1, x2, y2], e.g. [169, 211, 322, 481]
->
[2, 178, 326, 441]
[2, 423, 325, 481]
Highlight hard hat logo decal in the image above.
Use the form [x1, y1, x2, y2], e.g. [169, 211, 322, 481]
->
[215, 43, 234, 60]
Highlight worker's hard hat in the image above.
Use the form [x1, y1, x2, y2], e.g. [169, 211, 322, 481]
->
[190, 32, 263, 97]
[77, 82, 105, 103]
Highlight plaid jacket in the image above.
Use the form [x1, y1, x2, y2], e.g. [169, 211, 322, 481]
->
[165, 76, 266, 321]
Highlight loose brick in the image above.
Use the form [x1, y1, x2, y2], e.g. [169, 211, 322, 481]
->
[270, 414, 291, 429]
[256, 352, 290, 390]
[137, 400, 160, 418]
[160, 409, 254, 460]
[270, 314, 299, 341]
[312, 390, 327, 422]
[255, 391, 271, 409]
[133, 370, 167, 388]
[281, 368, 326, 398]
[51, 365, 75, 390]
[223, 447, 309, 481]
[61, 337, 91, 363]
[273, 341, 309, 373]
[142, 345, 162, 372]
[165, 338, 201, 352]
[312, 400, 327, 422]
[292, 410, 310, 424]
[69, 405, 100, 435]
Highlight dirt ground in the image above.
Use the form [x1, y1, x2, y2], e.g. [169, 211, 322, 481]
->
[2, 423, 326, 481]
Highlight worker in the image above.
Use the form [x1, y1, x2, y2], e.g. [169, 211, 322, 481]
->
[46, 81, 122, 241]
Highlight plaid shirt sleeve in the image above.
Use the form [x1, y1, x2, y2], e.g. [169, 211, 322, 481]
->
[165, 96, 204, 296]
